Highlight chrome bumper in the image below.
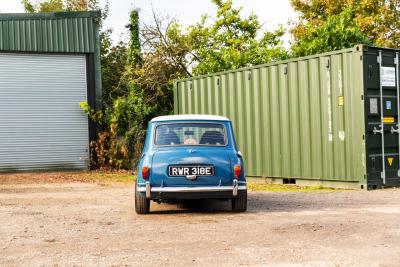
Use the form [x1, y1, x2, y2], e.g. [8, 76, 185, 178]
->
[138, 179, 245, 199]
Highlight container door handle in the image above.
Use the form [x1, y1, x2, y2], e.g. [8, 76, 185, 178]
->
[373, 125, 383, 135]
[390, 125, 400, 134]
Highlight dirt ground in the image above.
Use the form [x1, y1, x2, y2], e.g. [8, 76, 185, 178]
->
[1, 173, 400, 267]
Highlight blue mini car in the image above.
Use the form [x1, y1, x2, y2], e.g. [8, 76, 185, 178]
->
[135, 115, 247, 214]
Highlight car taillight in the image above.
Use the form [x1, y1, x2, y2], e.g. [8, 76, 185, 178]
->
[234, 164, 241, 179]
[142, 166, 150, 180]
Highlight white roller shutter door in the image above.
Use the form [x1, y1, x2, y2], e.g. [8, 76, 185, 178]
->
[0, 53, 89, 171]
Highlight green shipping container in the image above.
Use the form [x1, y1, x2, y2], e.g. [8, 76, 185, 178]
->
[174, 45, 400, 189]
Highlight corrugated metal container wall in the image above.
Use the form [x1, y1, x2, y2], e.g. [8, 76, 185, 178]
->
[174, 46, 367, 187]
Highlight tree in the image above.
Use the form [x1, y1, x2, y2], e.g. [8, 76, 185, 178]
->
[100, 30, 128, 107]
[291, 7, 372, 57]
[166, 0, 287, 75]
[22, 0, 109, 22]
[23, 0, 64, 12]
[127, 10, 141, 65]
[23, 0, 101, 12]
[290, 0, 400, 54]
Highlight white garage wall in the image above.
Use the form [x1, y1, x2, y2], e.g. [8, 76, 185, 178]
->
[0, 53, 89, 171]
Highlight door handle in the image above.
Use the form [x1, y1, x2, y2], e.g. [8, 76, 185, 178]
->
[391, 125, 400, 134]
[373, 125, 383, 135]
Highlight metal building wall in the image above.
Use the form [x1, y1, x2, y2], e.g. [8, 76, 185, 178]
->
[0, 53, 88, 171]
[174, 46, 367, 185]
[0, 12, 97, 53]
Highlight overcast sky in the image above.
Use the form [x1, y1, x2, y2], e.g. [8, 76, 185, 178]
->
[0, 0, 297, 43]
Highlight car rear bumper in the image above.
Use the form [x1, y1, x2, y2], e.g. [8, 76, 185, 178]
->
[137, 180, 246, 200]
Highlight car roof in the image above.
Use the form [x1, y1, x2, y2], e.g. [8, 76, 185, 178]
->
[151, 115, 230, 122]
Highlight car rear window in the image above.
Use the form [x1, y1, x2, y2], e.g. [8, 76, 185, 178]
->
[155, 123, 227, 146]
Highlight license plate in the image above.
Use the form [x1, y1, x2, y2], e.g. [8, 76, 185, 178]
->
[168, 165, 214, 177]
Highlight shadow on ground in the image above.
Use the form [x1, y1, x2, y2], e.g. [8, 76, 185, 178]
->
[147, 189, 391, 215]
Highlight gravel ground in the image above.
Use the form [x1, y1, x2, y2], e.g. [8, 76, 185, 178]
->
[0, 175, 400, 267]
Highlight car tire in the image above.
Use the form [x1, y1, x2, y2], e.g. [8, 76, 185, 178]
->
[231, 190, 247, 212]
[135, 182, 150, 214]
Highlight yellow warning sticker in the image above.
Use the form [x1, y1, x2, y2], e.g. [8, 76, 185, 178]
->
[383, 117, 395, 123]
[388, 157, 394, 167]
[338, 96, 344, 106]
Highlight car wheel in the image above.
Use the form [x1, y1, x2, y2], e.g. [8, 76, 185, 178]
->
[135, 182, 150, 214]
[231, 190, 247, 212]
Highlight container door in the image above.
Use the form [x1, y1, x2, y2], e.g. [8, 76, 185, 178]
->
[365, 50, 400, 188]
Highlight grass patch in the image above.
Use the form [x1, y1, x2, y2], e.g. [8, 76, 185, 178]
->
[76, 171, 135, 184]
[0, 171, 136, 185]
[247, 182, 345, 192]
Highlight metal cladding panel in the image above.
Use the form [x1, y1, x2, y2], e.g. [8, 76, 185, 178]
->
[0, 53, 89, 171]
[175, 46, 367, 183]
[0, 12, 98, 53]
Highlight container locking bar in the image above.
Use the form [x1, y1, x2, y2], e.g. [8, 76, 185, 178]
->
[378, 51, 386, 183]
